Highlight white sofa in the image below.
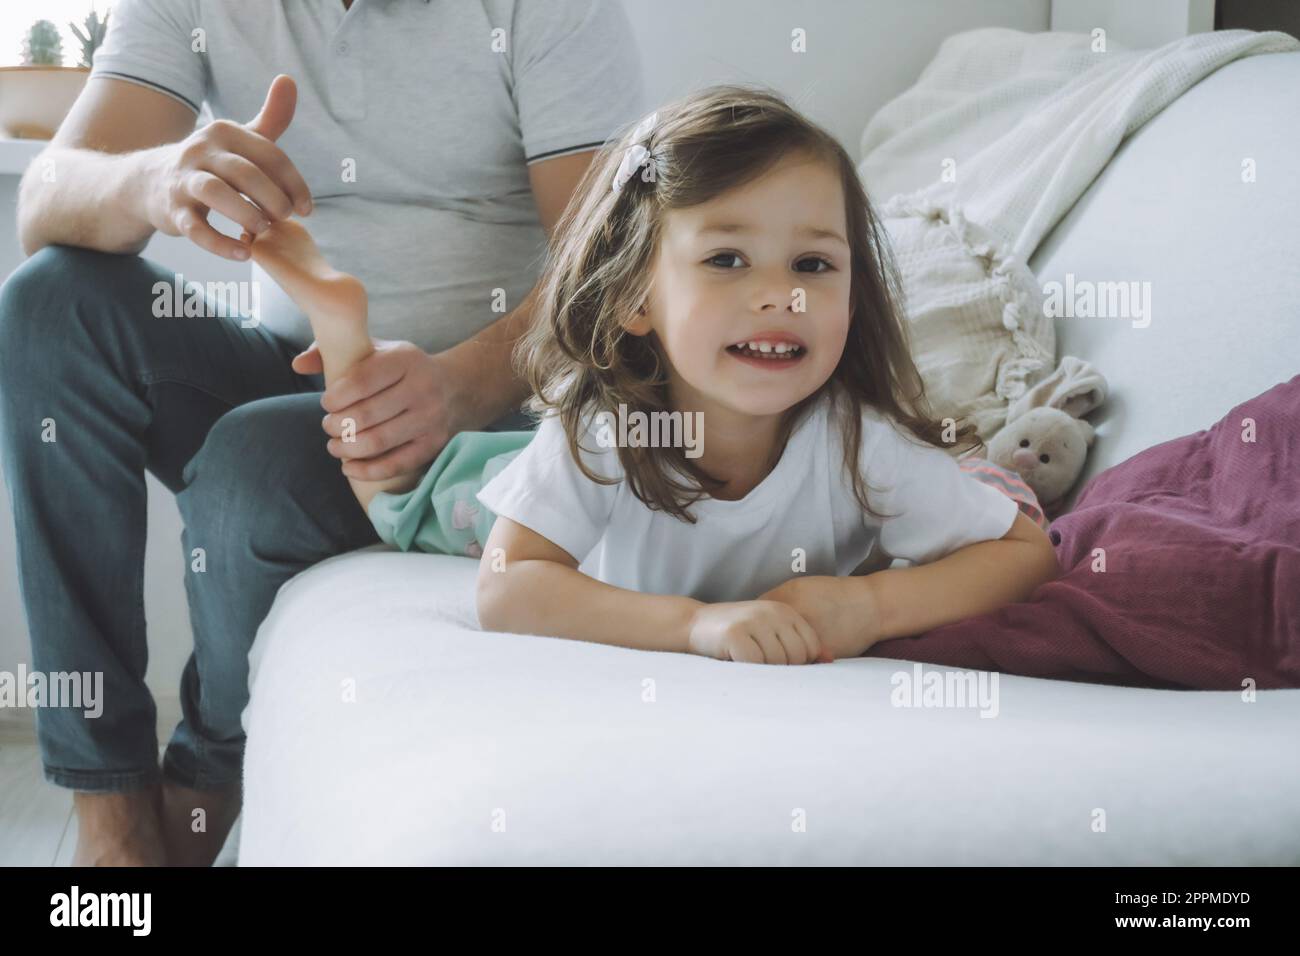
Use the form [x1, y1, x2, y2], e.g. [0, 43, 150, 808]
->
[233, 49, 1300, 865]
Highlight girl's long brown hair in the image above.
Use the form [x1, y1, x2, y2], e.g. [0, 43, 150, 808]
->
[516, 84, 980, 524]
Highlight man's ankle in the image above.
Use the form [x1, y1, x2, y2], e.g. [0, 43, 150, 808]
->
[71, 783, 167, 866]
[73, 783, 162, 819]
[160, 780, 242, 867]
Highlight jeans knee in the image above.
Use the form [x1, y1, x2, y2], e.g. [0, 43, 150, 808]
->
[0, 247, 71, 374]
[0, 246, 141, 383]
[0, 244, 122, 319]
[179, 396, 324, 537]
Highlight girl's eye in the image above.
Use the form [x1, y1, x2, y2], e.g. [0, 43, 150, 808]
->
[794, 256, 833, 273]
[704, 254, 835, 272]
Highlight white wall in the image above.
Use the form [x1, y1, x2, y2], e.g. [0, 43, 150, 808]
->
[624, 0, 1049, 155]
[1051, 0, 1215, 47]
[0, 0, 1051, 737]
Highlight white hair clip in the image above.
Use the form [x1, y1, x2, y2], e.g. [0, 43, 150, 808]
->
[611, 111, 658, 194]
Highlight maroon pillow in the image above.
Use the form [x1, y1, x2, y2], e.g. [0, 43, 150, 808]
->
[866, 375, 1300, 690]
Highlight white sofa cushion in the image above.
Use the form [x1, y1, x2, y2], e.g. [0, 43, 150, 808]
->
[238, 49, 1300, 866]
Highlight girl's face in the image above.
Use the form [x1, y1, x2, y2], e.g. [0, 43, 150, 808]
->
[626, 149, 852, 419]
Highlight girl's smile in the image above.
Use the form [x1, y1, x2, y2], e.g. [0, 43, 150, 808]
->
[724, 330, 808, 370]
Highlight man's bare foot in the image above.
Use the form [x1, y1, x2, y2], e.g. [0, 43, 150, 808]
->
[245, 219, 420, 510]
[71, 785, 168, 866]
[159, 780, 242, 868]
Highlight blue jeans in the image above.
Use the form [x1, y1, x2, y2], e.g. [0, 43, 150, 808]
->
[0, 245, 524, 793]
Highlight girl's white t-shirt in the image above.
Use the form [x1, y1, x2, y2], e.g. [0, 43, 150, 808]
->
[475, 394, 1019, 603]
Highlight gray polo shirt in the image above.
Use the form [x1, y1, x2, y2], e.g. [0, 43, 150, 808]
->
[91, 0, 644, 354]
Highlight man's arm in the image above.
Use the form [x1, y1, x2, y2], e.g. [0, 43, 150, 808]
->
[17, 78, 197, 256]
[17, 75, 311, 262]
[432, 150, 596, 428]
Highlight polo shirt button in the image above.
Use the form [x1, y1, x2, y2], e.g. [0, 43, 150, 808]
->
[337, 41, 349, 55]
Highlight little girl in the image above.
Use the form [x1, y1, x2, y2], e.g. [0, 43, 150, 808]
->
[250, 85, 1059, 665]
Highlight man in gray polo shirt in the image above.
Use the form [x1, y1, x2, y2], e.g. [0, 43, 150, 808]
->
[0, 0, 642, 865]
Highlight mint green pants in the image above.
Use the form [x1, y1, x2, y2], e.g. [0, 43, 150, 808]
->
[366, 430, 535, 558]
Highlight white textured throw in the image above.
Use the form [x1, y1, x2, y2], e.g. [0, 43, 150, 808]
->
[857, 28, 1299, 440]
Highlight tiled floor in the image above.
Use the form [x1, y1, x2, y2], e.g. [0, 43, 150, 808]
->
[0, 731, 239, 867]
[0, 736, 74, 866]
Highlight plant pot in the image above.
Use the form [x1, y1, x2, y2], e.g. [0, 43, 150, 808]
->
[0, 66, 90, 140]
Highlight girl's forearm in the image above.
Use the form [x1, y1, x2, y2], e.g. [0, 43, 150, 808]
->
[477, 558, 703, 654]
[866, 538, 1059, 643]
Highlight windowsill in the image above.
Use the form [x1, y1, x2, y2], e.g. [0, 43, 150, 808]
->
[0, 137, 47, 175]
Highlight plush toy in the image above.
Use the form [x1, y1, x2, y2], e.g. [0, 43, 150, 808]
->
[984, 407, 1096, 514]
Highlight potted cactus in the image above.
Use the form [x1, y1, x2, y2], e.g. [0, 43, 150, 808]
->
[71, 9, 111, 69]
[0, 7, 112, 140]
[22, 20, 65, 66]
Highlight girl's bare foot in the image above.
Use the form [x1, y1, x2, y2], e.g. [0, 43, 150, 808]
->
[71, 785, 168, 866]
[245, 219, 421, 510]
[159, 780, 242, 868]
[243, 220, 371, 380]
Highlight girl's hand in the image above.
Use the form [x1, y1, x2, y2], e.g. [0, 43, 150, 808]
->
[686, 601, 831, 665]
[756, 576, 881, 660]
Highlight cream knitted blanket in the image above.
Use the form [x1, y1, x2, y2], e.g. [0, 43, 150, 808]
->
[857, 27, 1299, 440]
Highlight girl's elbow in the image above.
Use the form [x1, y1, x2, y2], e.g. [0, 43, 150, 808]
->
[1033, 539, 1061, 585]
[475, 562, 511, 632]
